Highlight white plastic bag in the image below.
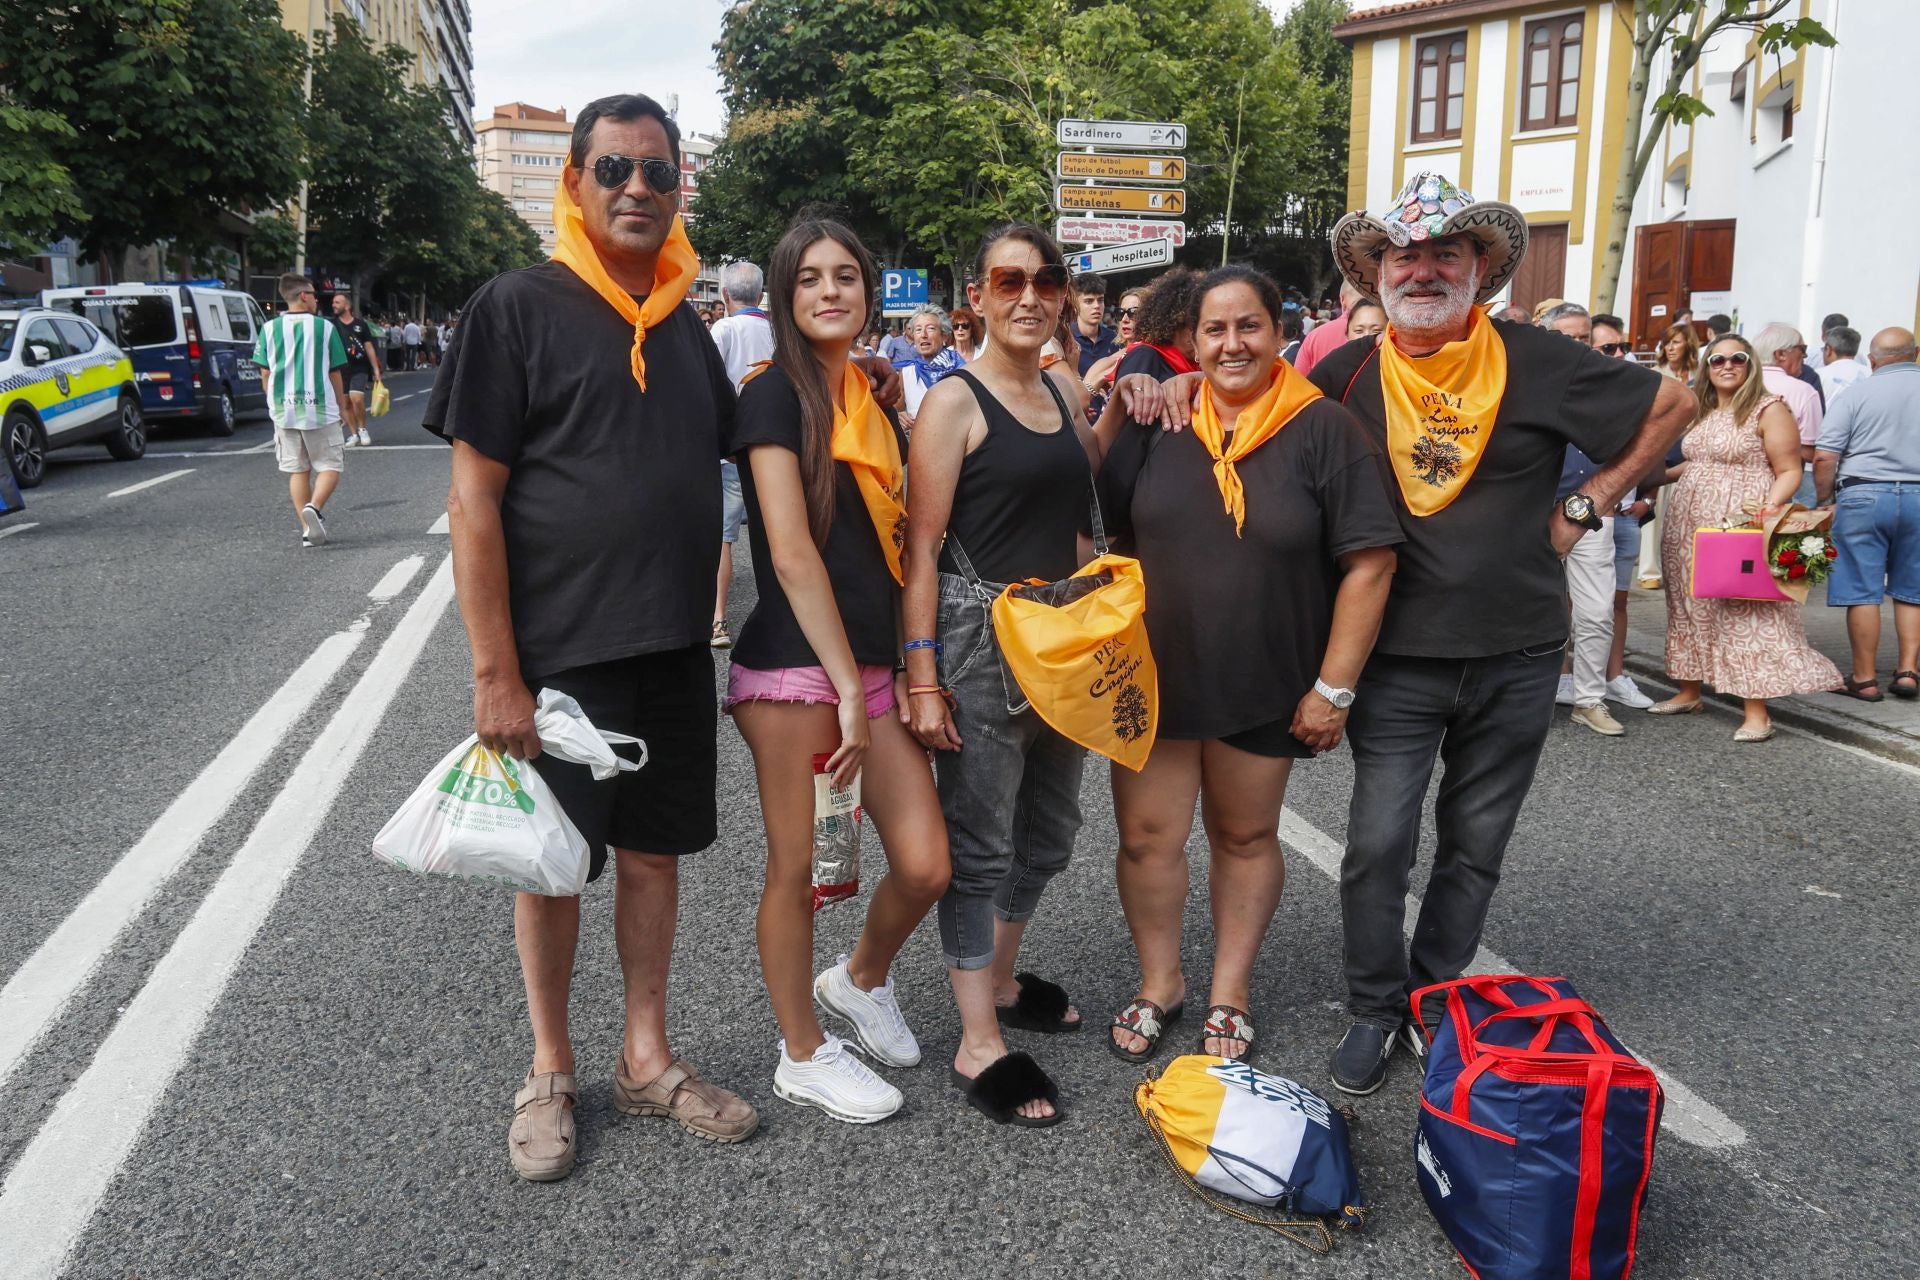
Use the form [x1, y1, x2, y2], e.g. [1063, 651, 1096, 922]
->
[371, 689, 646, 895]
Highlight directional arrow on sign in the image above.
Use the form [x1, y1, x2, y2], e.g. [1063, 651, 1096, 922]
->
[1055, 185, 1186, 215]
[1055, 152, 1186, 184]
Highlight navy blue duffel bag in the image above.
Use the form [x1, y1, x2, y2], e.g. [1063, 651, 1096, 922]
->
[1412, 975, 1664, 1280]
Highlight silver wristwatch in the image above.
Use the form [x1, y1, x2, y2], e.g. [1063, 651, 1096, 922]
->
[1314, 678, 1356, 709]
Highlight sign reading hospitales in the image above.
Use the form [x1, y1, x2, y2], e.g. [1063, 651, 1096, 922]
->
[1056, 185, 1185, 215]
[1065, 237, 1175, 276]
[880, 268, 928, 318]
[1056, 152, 1186, 184]
[1057, 217, 1188, 247]
[1056, 118, 1187, 150]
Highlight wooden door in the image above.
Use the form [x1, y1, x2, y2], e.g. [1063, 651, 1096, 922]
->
[1508, 223, 1568, 316]
[1685, 220, 1736, 295]
[1631, 222, 1685, 350]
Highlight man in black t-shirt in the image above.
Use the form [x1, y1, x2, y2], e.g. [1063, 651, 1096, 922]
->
[1310, 174, 1694, 1097]
[328, 293, 382, 447]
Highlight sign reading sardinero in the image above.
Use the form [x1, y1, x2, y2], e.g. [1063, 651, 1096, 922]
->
[1057, 217, 1188, 247]
[1056, 118, 1187, 150]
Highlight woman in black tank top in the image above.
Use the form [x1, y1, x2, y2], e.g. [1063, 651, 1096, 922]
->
[900, 223, 1163, 1128]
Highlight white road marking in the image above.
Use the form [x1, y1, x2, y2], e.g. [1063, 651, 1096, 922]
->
[0, 522, 40, 540]
[0, 556, 455, 1279]
[1804, 885, 1843, 899]
[1276, 807, 1749, 1151]
[105, 469, 194, 498]
[367, 553, 425, 602]
[355, 443, 450, 450]
[0, 629, 363, 1092]
[394, 391, 418, 400]
[427, 511, 449, 535]
[235, 439, 277, 454]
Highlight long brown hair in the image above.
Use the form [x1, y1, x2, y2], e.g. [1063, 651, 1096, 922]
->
[1656, 322, 1698, 379]
[766, 217, 879, 548]
[1695, 334, 1768, 428]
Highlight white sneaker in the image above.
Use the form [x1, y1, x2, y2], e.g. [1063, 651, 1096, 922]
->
[814, 955, 921, 1067]
[1606, 674, 1655, 710]
[356, 429, 372, 446]
[299, 503, 328, 546]
[772, 1035, 902, 1124]
[1555, 674, 1576, 706]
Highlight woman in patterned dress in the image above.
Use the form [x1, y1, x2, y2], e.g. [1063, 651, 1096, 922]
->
[1654, 335, 1841, 739]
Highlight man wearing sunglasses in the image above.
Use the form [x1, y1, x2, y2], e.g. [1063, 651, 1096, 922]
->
[427, 92, 759, 1179]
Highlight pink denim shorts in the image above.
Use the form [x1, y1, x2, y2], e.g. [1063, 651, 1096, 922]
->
[724, 662, 897, 719]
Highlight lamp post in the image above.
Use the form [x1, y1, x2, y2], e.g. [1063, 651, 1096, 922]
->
[293, 0, 318, 272]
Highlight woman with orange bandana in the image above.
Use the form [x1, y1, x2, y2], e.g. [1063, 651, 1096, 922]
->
[1096, 265, 1402, 1066]
[725, 218, 952, 1125]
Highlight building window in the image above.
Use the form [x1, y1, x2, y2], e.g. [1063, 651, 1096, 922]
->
[1520, 15, 1583, 131]
[1411, 34, 1467, 143]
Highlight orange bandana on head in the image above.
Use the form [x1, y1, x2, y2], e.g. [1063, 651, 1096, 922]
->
[1189, 360, 1323, 536]
[832, 362, 907, 584]
[550, 174, 699, 391]
[1376, 305, 1507, 516]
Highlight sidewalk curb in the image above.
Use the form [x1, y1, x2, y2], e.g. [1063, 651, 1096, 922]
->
[1623, 653, 1920, 769]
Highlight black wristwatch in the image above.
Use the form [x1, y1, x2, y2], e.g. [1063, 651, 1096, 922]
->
[1561, 492, 1604, 531]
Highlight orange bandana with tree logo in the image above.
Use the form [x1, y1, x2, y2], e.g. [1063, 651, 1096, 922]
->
[550, 175, 699, 392]
[832, 361, 907, 584]
[1376, 306, 1507, 516]
[1190, 360, 1323, 536]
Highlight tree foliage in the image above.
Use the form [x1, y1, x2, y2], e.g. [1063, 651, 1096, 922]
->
[692, 0, 1339, 292]
[1596, 0, 1834, 313]
[303, 17, 539, 305]
[0, 106, 86, 252]
[0, 0, 306, 265]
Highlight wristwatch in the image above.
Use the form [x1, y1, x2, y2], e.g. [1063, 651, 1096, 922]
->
[1561, 492, 1604, 531]
[1314, 678, 1356, 709]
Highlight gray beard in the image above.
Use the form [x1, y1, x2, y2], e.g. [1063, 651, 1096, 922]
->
[1383, 270, 1480, 339]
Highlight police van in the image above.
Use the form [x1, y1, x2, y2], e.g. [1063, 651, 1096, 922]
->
[1, 305, 144, 488]
[42, 281, 269, 437]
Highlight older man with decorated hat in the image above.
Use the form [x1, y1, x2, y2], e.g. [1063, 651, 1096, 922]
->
[1306, 173, 1694, 1095]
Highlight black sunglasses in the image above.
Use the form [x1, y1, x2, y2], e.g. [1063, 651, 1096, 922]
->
[1119, 306, 1140, 318]
[591, 153, 679, 195]
[1595, 341, 1629, 357]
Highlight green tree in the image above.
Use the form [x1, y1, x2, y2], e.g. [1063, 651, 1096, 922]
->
[1272, 0, 1352, 301]
[0, 105, 86, 252]
[0, 0, 306, 268]
[1595, 0, 1834, 313]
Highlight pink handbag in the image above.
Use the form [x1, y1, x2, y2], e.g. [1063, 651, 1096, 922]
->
[1690, 529, 1792, 602]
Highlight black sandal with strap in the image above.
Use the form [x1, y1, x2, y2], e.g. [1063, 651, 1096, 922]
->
[995, 972, 1082, 1035]
[1891, 670, 1919, 701]
[1841, 674, 1885, 702]
[1199, 1004, 1257, 1063]
[1108, 997, 1184, 1064]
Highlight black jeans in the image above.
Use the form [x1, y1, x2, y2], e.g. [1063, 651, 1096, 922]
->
[1340, 644, 1562, 1028]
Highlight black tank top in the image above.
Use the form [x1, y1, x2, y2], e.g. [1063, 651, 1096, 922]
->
[938, 369, 1091, 585]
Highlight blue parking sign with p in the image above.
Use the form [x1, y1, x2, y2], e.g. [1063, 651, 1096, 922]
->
[881, 269, 928, 316]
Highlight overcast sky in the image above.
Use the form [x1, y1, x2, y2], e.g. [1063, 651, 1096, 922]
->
[468, 1, 1302, 138]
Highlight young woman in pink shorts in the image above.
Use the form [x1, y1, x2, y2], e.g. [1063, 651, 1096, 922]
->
[725, 217, 950, 1124]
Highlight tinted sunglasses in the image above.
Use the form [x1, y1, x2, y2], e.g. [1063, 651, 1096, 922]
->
[1707, 351, 1751, 368]
[591, 153, 679, 195]
[986, 264, 1070, 303]
[1595, 341, 1629, 357]
[1119, 306, 1140, 318]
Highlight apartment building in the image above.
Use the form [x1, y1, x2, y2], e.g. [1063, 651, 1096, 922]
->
[278, 0, 475, 146]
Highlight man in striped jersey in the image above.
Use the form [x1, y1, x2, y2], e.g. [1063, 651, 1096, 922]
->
[253, 273, 349, 546]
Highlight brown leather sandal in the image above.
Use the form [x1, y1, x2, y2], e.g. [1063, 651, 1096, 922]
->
[509, 1070, 577, 1182]
[614, 1056, 759, 1144]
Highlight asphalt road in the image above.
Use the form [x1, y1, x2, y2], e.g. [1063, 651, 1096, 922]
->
[1, 371, 1914, 1278]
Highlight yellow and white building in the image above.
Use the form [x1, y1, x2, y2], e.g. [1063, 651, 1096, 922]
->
[1337, 0, 1637, 318]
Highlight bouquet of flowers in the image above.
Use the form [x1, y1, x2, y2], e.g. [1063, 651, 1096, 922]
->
[1770, 531, 1834, 585]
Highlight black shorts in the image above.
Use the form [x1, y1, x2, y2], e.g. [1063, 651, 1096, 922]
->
[526, 646, 719, 880]
[344, 367, 373, 396]
[1217, 717, 1312, 760]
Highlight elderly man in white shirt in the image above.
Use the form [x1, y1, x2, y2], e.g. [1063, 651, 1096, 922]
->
[705, 260, 775, 649]
[1753, 322, 1825, 507]
[1819, 325, 1870, 405]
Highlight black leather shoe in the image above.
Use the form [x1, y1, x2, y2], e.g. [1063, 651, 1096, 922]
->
[1330, 1021, 1394, 1095]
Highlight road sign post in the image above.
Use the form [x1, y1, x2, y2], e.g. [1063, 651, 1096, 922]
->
[1056, 119, 1187, 150]
[1055, 152, 1186, 184]
[1063, 238, 1176, 276]
[1055, 185, 1186, 216]
[1056, 217, 1188, 247]
[880, 268, 928, 318]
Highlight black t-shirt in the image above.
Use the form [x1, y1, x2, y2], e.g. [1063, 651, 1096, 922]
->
[1115, 344, 1180, 385]
[1103, 399, 1403, 740]
[333, 316, 376, 374]
[731, 364, 905, 671]
[1308, 319, 1660, 658]
[423, 260, 736, 680]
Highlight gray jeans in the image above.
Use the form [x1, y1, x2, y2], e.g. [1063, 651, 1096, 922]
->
[932, 571, 1086, 969]
[1340, 645, 1562, 1027]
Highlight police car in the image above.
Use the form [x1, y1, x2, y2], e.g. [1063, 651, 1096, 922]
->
[1, 305, 144, 488]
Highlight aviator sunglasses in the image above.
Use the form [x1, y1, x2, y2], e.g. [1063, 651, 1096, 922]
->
[986, 264, 1070, 303]
[591, 153, 680, 195]
[1706, 351, 1751, 368]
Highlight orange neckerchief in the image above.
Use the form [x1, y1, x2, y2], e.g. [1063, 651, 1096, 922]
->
[831, 361, 907, 584]
[550, 176, 698, 391]
[1189, 360, 1323, 536]
[1376, 305, 1507, 516]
